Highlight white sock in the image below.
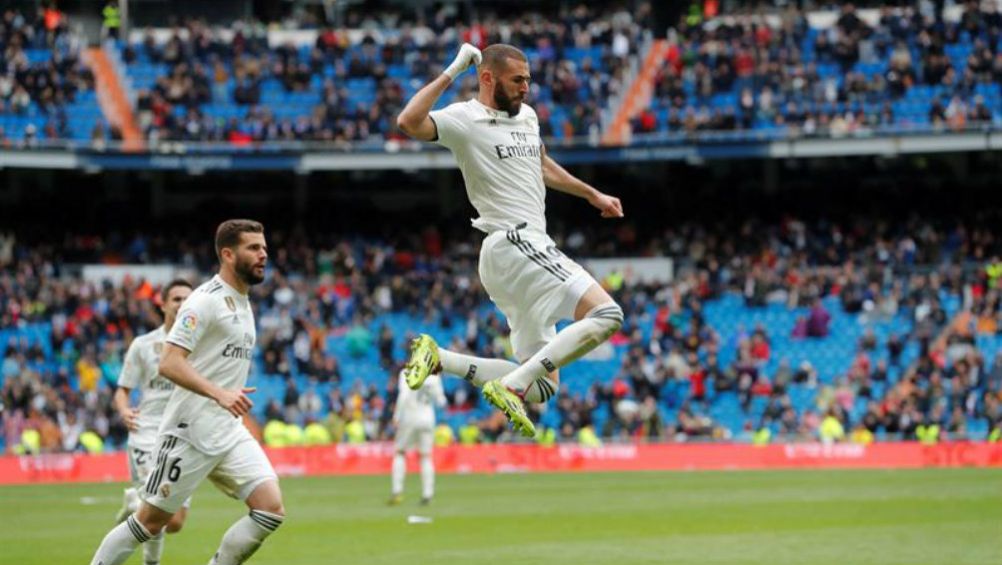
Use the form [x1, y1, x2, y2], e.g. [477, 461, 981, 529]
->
[420, 453, 434, 500]
[143, 531, 165, 565]
[91, 514, 152, 565]
[438, 349, 518, 387]
[391, 452, 406, 495]
[522, 376, 559, 403]
[500, 303, 623, 394]
[209, 510, 284, 565]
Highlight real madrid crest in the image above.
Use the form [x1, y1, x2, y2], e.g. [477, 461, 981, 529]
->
[224, 296, 237, 312]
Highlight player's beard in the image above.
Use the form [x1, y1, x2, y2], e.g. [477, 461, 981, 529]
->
[235, 256, 265, 286]
[493, 83, 523, 116]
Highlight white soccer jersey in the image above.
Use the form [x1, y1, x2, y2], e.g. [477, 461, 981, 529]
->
[394, 372, 446, 429]
[161, 275, 257, 455]
[118, 326, 174, 451]
[430, 99, 547, 234]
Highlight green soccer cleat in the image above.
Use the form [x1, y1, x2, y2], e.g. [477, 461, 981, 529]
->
[404, 334, 439, 390]
[482, 380, 536, 438]
[387, 494, 404, 506]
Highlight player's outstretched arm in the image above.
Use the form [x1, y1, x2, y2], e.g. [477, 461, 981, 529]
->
[159, 343, 254, 417]
[397, 43, 482, 141]
[541, 147, 624, 218]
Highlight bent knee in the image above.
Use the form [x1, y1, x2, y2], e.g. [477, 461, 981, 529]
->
[136, 502, 173, 534]
[256, 502, 285, 517]
[165, 520, 184, 534]
[165, 508, 188, 533]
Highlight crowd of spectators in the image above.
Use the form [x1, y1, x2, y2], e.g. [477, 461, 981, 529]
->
[1, 206, 1000, 452]
[0, 7, 99, 145]
[634, 2, 1002, 137]
[8, 3, 1002, 146]
[123, 4, 650, 144]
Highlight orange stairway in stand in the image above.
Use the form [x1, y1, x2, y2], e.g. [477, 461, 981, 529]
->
[602, 39, 668, 146]
[87, 46, 144, 151]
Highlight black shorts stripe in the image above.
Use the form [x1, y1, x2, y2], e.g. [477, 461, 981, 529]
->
[523, 245, 572, 279]
[507, 232, 560, 279]
[511, 230, 573, 279]
[507, 231, 568, 281]
[144, 448, 162, 495]
[507, 229, 573, 281]
[153, 437, 176, 492]
[143, 454, 160, 495]
[520, 239, 574, 279]
[145, 436, 176, 496]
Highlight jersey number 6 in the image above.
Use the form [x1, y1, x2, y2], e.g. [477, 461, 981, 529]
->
[168, 458, 183, 482]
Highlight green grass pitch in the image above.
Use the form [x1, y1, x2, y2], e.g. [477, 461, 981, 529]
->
[1, 468, 999, 564]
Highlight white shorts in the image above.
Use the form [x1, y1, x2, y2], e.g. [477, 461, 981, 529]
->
[394, 425, 434, 455]
[140, 434, 277, 514]
[127, 442, 157, 485]
[128, 441, 192, 509]
[479, 225, 595, 361]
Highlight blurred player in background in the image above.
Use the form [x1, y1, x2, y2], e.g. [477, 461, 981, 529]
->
[91, 219, 284, 565]
[112, 278, 193, 565]
[397, 43, 624, 437]
[388, 369, 446, 506]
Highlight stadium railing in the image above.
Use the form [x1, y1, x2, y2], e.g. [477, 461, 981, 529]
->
[3, 123, 1002, 173]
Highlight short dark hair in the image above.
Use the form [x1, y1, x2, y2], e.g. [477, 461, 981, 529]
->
[215, 219, 264, 260]
[481, 44, 528, 72]
[161, 278, 193, 303]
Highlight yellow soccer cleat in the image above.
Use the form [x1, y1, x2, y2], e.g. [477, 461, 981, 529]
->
[403, 334, 439, 390]
[482, 381, 536, 438]
[387, 493, 404, 506]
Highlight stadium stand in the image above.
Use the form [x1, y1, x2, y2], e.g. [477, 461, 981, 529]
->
[634, 2, 1002, 138]
[1, 2, 1000, 455]
[0, 7, 105, 145]
[7, 3, 1002, 146]
[114, 5, 649, 144]
[2, 211, 1000, 453]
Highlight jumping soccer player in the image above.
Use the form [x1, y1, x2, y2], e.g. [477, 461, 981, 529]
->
[396, 43, 624, 437]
